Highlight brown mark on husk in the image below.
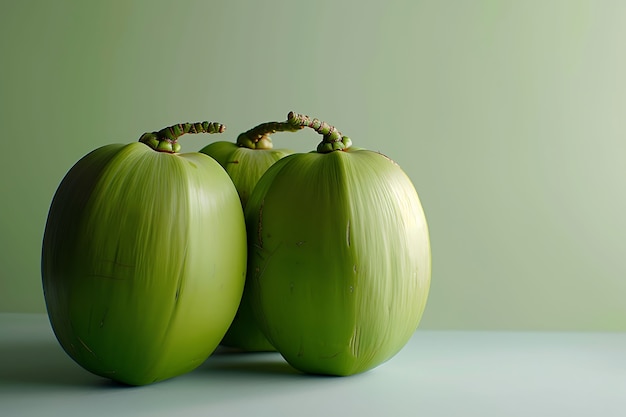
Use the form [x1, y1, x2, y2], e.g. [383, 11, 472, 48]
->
[77, 336, 97, 358]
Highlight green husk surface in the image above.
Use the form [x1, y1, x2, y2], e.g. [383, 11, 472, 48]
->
[245, 149, 431, 376]
[42, 142, 247, 385]
[200, 141, 293, 351]
[200, 142, 293, 208]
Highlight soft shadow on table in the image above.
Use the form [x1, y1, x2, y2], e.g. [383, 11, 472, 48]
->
[0, 340, 122, 389]
[0, 340, 318, 391]
[200, 346, 306, 378]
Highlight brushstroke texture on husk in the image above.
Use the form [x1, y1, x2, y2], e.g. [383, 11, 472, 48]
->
[42, 142, 247, 385]
[201, 142, 293, 208]
[245, 148, 431, 376]
[199, 124, 295, 352]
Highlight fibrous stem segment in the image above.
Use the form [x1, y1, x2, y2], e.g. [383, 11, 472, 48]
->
[236, 121, 303, 150]
[139, 122, 226, 153]
[286, 111, 352, 153]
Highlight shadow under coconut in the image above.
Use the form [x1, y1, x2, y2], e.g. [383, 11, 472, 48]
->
[201, 347, 303, 377]
[201, 346, 356, 380]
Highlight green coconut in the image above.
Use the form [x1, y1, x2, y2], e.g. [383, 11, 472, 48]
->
[244, 112, 431, 376]
[42, 122, 247, 385]
[199, 120, 300, 352]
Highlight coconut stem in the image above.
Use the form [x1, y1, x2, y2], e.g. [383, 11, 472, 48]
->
[236, 121, 303, 150]
[286, 111, 352, 153]
[139, 121, 226, 153]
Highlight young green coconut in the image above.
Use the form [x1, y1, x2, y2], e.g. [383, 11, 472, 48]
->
[245, 112, 431, 376]
[41, 121, 247, 386]
[199, 120, 299, 207]
[199, 121, 300, 352]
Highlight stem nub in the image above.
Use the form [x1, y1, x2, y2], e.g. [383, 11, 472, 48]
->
[139, 121, 226, 153]
[236, 121, 303, 150]
[286, 111, 352, 153]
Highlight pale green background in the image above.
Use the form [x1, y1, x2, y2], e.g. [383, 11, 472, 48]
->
[1, 0, 624, 331]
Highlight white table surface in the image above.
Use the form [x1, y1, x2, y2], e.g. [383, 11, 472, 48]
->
[1, 313, 625, 417]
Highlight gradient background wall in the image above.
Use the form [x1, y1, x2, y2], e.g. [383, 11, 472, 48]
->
[1, 0, 625, 331]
